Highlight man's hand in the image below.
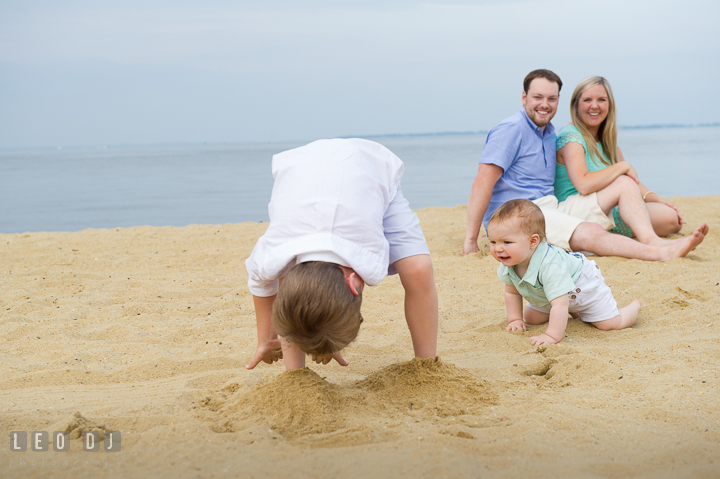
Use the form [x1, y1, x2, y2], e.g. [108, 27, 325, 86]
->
[246, 340, 283, 369]
[463, 238, 480, 256]
[530, 333, 559, 346]
[311, 351, 349, 366]
[506, 319, 526, 332]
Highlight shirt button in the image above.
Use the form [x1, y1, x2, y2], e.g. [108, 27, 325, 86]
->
[576, 288, 581, 293]
[571, 295, 577, 299]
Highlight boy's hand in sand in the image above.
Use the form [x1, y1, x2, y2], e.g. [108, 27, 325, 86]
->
[311, 351, 349, 366]
[506, 319, 526, 332]
[246, 340, 283, 369]
[530, 333, 558, 346]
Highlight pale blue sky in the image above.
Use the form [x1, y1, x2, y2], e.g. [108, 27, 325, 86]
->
[1, 0, 718, 148]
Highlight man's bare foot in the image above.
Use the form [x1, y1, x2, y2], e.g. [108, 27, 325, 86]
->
[659, 223, 708, 260]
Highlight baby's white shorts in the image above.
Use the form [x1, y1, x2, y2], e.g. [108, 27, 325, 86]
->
[526, 255, 620, 323]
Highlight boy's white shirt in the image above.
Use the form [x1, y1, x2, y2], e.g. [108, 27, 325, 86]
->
[245, 138, 404, 297]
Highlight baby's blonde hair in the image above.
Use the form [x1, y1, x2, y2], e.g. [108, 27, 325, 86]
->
[487, 199, 546, 241]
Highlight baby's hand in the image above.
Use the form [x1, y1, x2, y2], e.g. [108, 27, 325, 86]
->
[530, 333, 558, 346]
[506, 319, 526, 332]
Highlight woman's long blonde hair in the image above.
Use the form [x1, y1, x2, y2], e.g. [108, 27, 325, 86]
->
[570, 76, 618, 166]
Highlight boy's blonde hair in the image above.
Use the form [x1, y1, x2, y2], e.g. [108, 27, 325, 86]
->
[487, 199, 546, 241]
[272, 261, 363, 355]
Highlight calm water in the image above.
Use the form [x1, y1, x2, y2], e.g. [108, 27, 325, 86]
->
[1, 126, 719, 233]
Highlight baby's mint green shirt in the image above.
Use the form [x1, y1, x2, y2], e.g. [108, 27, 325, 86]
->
[497, 241, 584, 308]
[554, 125, 613, 202]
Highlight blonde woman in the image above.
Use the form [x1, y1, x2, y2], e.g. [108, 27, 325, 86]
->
[555, 76, 684, 239]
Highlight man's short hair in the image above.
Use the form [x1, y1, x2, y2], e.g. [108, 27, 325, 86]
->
[488, 198, 547, 242]
[272, 261, 363, 355]
[523, 69, 563, 93]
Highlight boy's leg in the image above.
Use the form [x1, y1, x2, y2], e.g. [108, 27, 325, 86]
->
[394, 254, 438, 359]
[280, 339, 307, 370]
[384, 186, 437, 359]
[593, 300, 641, 331]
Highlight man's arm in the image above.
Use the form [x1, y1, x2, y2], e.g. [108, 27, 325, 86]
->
[463, 163, 504, 255]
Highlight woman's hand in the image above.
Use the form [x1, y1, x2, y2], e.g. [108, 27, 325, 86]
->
[621, 162, 640, 184]
[660, 200, 683, 226]
[616, 147, 639, 184]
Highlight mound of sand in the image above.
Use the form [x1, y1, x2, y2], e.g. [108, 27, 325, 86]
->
[216, 368, 347, 439]
[356, 357, 495, 417]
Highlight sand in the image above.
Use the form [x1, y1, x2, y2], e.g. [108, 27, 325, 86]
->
[1, 195, 719, 478]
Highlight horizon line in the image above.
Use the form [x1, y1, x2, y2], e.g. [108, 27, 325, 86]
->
[2, 122, 719, 151]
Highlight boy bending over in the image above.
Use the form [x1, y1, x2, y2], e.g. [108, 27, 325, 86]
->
[245, 138, 438, 370]
[487, 199, 641, 346]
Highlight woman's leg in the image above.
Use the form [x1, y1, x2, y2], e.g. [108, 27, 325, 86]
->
[595, 176, 665, 246]
[646, 202, 682, 237]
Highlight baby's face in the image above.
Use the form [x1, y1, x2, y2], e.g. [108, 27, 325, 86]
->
[487, 219, 537, 269]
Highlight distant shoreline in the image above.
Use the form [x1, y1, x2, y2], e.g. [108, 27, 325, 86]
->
[2, 122, 719, 151]
[360, 122, 720, 139]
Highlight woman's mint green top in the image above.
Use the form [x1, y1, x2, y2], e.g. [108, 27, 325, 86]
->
[554, 125, 612, 202]
[554, 125, 632, 237]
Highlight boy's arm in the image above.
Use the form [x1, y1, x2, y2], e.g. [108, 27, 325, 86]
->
[504, 284, 526, 332]
[246, 294, 283, 369]
[530, 295, 569, 346]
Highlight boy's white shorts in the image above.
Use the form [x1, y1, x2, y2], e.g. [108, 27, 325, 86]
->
[384, 186, 430, 275]
[526, 255, 620, 323]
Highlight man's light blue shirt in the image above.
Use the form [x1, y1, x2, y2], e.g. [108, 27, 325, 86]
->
[479, 108, 557, 228]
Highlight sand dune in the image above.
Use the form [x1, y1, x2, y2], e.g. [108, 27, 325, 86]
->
[2, 196, 719, 478]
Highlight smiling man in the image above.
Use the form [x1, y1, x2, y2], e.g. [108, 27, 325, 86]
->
[464, 69, 562, 255]
[463, 69, 706, 261]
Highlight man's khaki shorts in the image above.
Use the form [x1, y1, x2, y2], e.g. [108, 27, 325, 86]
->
[533, 194, 614, 251]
